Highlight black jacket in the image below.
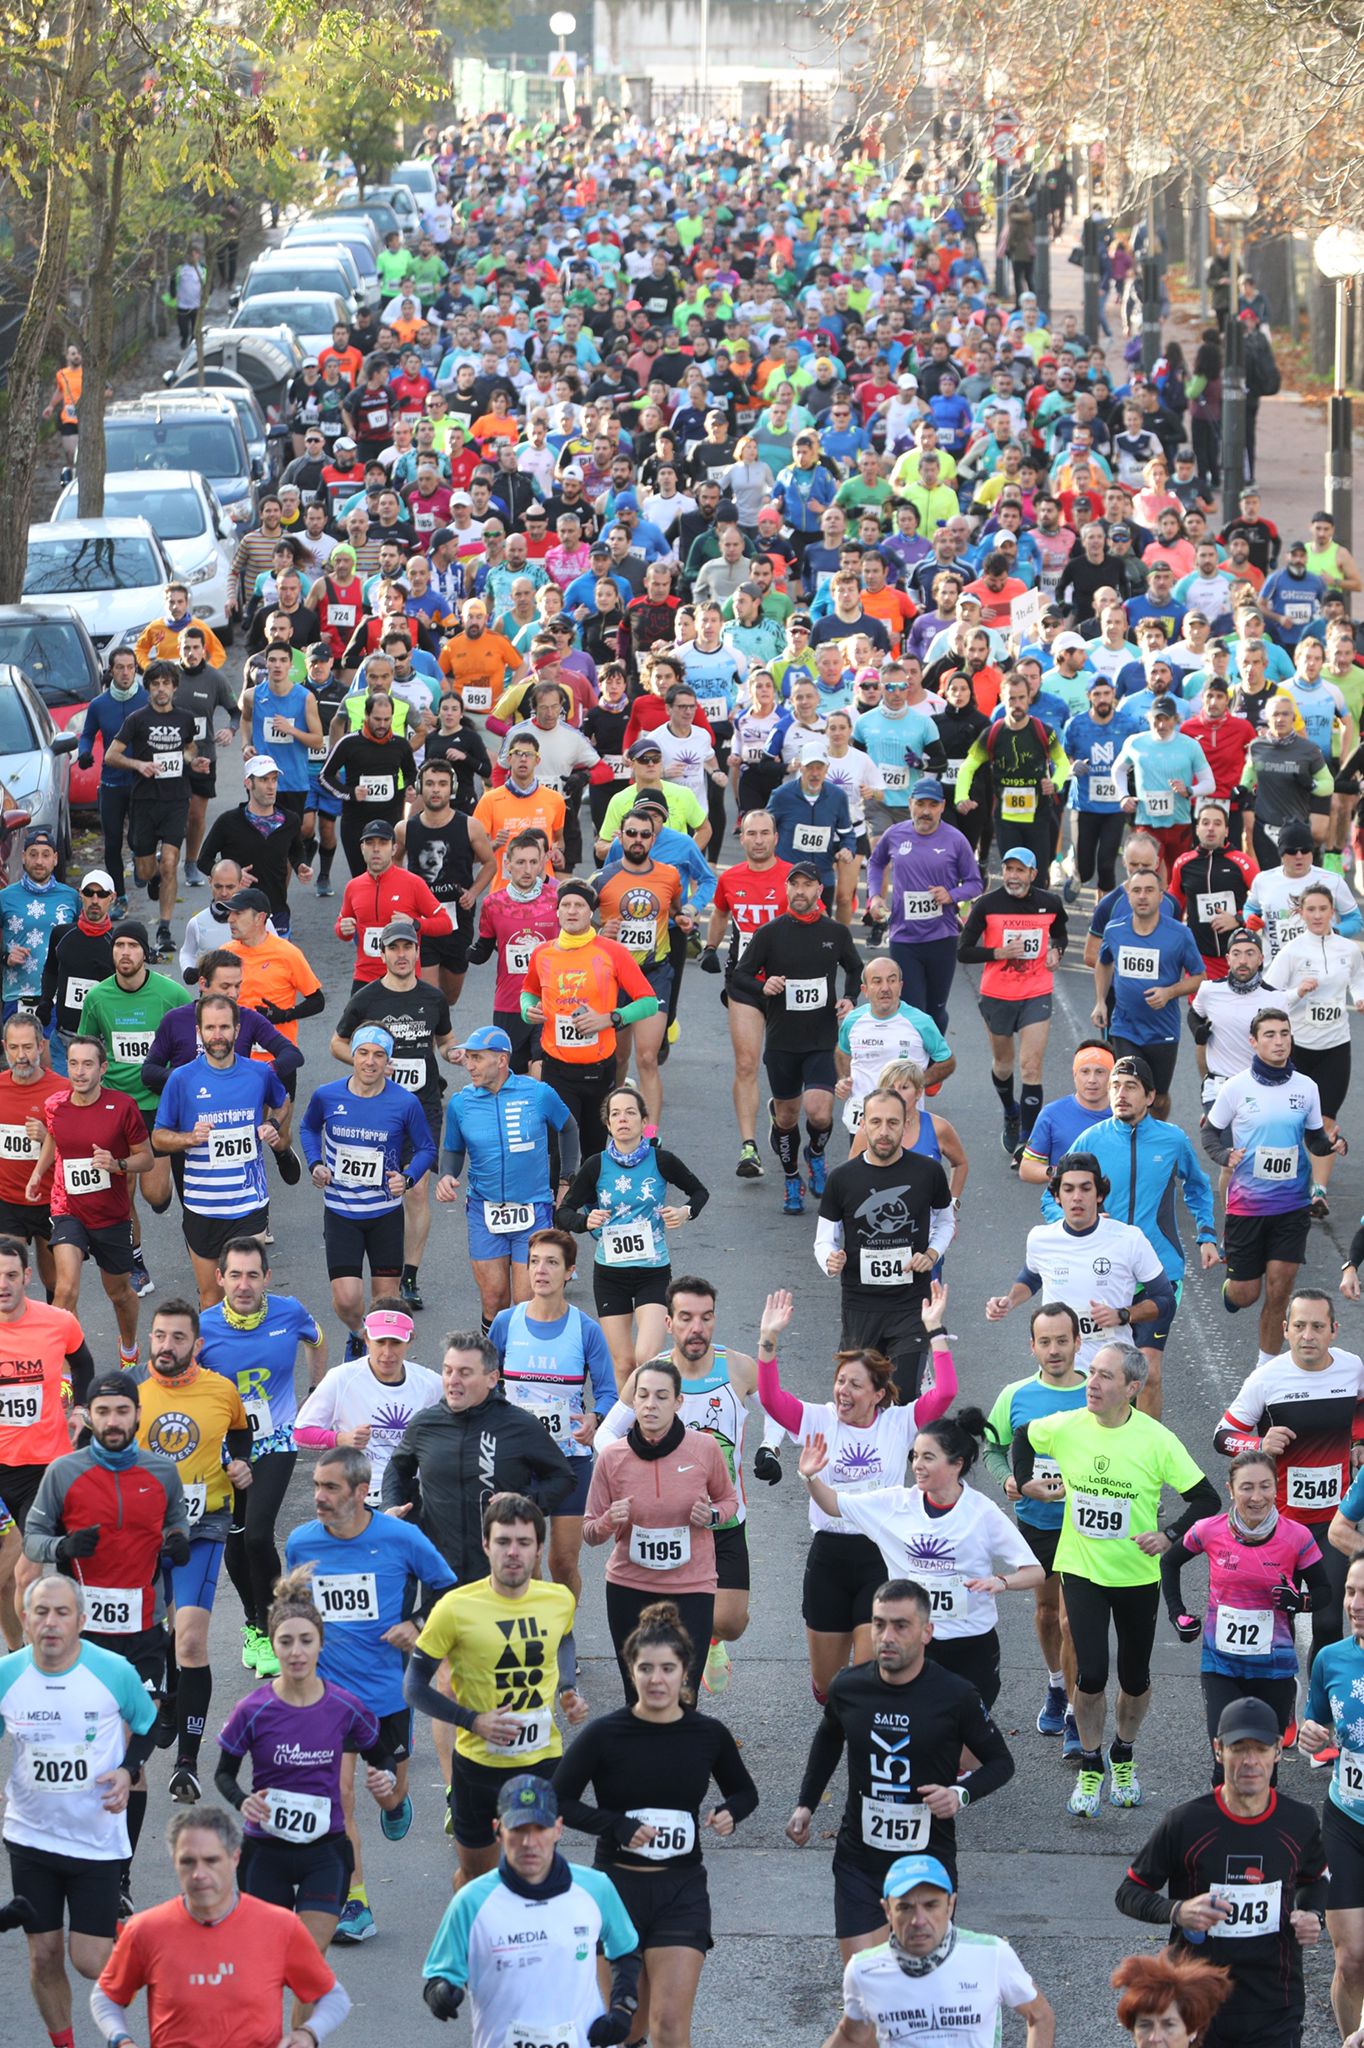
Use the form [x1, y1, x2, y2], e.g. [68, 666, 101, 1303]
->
[198, 803, 307, 920]
[381, 1385, 575, 1577]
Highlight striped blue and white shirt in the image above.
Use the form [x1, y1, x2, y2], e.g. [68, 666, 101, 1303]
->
[156, 1054, 285, 1216]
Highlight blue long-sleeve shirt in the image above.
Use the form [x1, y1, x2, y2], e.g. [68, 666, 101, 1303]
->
[300, 1077, 436, 1215]
[79, 686, 149, 791]
[0, 874, 78, 1002]
[141, 1002, 305, 1096]
[439, 1073, 571, 1205]
[1041, 1112, 1218, 1284]
[766, 778, 856, 884]
[599, 822, 717, 913]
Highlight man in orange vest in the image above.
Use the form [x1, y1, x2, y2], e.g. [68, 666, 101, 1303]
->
[43, 345, 93, 469]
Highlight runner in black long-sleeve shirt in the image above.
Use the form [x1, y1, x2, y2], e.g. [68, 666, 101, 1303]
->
[785, 1578, 1014, 1959]
[730, 862, 863, 1215]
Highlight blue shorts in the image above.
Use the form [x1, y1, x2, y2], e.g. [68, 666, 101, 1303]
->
[557, 1454, 594, 1517]
[466, 1198, 554, 1264]
[170, 1537, 225, 1613]
[307, 776, 342, 820]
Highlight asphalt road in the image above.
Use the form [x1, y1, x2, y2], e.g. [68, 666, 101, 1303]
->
[0, 749, 1357, 2048]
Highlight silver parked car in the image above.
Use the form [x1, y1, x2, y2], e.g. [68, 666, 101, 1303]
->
[0, 664, 80, 866]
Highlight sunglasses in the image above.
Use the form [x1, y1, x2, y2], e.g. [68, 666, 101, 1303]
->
[82, 886, 113, 898]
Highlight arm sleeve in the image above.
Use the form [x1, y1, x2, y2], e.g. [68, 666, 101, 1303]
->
[957, 1693, 1015, 1802]
[404, 1646, 477, 1730]
[1165, 1477, 1222, 1547]
[555, 1155, 603, 1234]
[796, 1701, 848, 1810]
[655, 1148, 709, 1218]
[1159, 1534, 1197, 1618]
[215, 1747, 248, 1810]
[756, 1355, 805, 1436]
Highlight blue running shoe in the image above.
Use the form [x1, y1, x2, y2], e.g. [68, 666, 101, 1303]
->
[334, 1897, 376, 1943]
[803, 1145, 827, 1197]
[1036, 1683, 1068, 1736]
[380, 1795, 413, 1841]
[782, 1175, 805, 1215]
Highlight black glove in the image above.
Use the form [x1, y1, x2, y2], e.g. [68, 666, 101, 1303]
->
[256, 999, 286, 1023]
[163, 1529, 191, 1567]
[0, 1895, 37, 1934]
[55, 1525, 100, 1562]
[753, 1447, 782, 1485]
[1271, 1576, 1308, 1614]
[1172, 1612, 1201, 1643]
[587, 2010, 634, 2046]
[423, 1978, 464, 2022]
[698, 946, 721, 975]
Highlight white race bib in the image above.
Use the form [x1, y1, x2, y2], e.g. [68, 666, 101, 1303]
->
[484, 1200, 535, 1235]
[27, 1744, 92, 1793]
[313, 1572, 379, 1622]
[462, 685, 493, 713]
[860, 1246, 912, 1286]
[361, 926, 385, 957]
[1000, 785, 1036, 820]
[1195, 892, 1235, 924]
[616, 919, 656, 954]
[1208, 1879, 1283, 1940]
[1308, 1002, 1345, 1029]
[505, 937, 536, 976]
[501, 1710, 553, 1755]
[602, 1220, 656, 1264]
[1213, 1606, 1274, 1658]
[193, 716, 208, 740]
[921, 1575, 967, 1621]
[503, 2026, 577, 2048]
[792, 824, 830, 853]
[1286, 1463, 1342, 1509]
[356, 775, 395, 804]
[628, 1524, 691, 1569]
[508, 1386, 571, 1439]
[333, 1144, 384, 1188]
[242, 1393, 271, 1438]
[554, 1010, 593, 1049]
[700, 696, 730, 723]
[1001, 925, 1043, 959]
[263, 1788, 331, 1840]
[86, 1586, 142, 1635]
[62, 1155, 110, 1194]
[182, 1482, 206, 1526]
[152, 750, 183, 779]
[605, 755, 628, 777]
[0, 1382, 40, 1426]
[63, 976, 98, 1011]
[881, 765, 910, 796]
[1253, 1146, 1297, 1182]
[901, 891, 939, 921]
[389, 1057, 427, 1092]
[1340, 1750, 1364, 1804]
[785, 977, 827, 1009]
[329, 603, 357, 629]
[262, 717, 293, 747]
[1088, 775, 1118, 803]
[1071, 1491, 1132, 1539]
[207, 1125, 258, 1166]
[0, 1126, 39, 1160]
[860, 1796, 930, 1852]
[1142, 788, 1175, 819]
[112, 1031, 153, 1062]
[1116, 947, 1160, 980]
[626, 1807, 696, 1859]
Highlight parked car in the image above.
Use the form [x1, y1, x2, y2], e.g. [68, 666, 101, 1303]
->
[22, 517, 175, 665]
[103, 392, 258, 523]
[0, 605, 102, 810]
[235, 245, 371, 317]
[50, 469, 234, 630]
[0, 663, 80, 864]
[390, 160, 439, 208]
[156, 373, 279, 487]
[287, 218, 381, 290]
[230, 290, 352, 359]
[163, 328, 306, 447]
[330, 193, 410, 244]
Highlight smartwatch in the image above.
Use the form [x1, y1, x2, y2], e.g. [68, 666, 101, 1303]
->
[609, 1008, 623, 1028]
[1116, 1306, 1131, 1326]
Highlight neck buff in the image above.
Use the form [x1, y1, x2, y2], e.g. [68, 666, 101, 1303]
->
[627, 1414, 685, 1462]
[607, 1135, 651, 1169]
[1250, 1054, 1292, 1086]
[1229, 1503, 1280, 1545]
[889, 1924, 958, 1978]
[505, 877, 546, 905]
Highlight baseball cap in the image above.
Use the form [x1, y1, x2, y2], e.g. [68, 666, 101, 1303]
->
[911, 776, 945, 801]
[80, 869, 116, 893]
[1111, 1053, 1156, 1089]
[1216, 1696, 1281, 1746]
[449, 490, 473, 506]
[884, 1855, 955, 1899]
[223, 888, 271, 914]
[1109, 523, 1131, 543]
[1001, 845, 1038, 868]
[1052, 632, 1088, 654]
[737, 579, 763, 601]
[429, 526, 456, 547]
[244, 754, 280, 779]
[1150, 693, 1179, 717]
[306, 642, 333, 664]
[756, 505, 782, 524]
[23, 828, 56, 849]
[334, 436, 357, 453]
[351, 1025, 394, 1055]
[363, 1304, 413, 1341]
[462, 1024, 514, 1053]
[86, 1370, 140, 1407]
[497, 1773, 559, 1828]
[786, 861, 822, 882]
[897, 373, 918, 391]
[800, 739, 829, 764]
[613, 491, 639, 512]
[359, 818, 396, 841]
[378, 919, 420, 947]
[627, 737, 663, 760]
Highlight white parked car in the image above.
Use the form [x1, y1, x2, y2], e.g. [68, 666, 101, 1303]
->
[50, 470, 234, 629]
[230, 289, 353, 360]
[22, 517, 176, 662]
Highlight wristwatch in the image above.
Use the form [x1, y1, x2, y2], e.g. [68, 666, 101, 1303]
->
[609, 1008, 623, 1028]
[1116, 1306, 1131, 1326]
[955, 1784, 971, 1809]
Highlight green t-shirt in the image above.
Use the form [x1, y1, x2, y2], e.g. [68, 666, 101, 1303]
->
[599, 781, 705, 844]
[376, 248, 412, 292]
[1026, 1405, 1204, 1586]
[78, 971, 190, 1110]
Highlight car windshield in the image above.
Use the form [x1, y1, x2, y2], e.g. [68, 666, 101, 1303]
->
[235, 297, 336, 333]
[105, 419, 242, 477]
[0, 620, 92, 706]
[24, 536, 162, 594]
[0, 687, 39, 756]
[62, 486, 204, 543]
[244, 269, 342, 298]
[289, 236, 377, 276]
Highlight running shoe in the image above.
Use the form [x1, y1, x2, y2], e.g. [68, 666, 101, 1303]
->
[803, 1144, 827, 1197]
[1067, 1766, 1104, 1817]
[1310, 1184, 1331, 1220]
[398, 1271, 425, 1312]
[1310, 1744, 1340, 1769]
[1063, 873, 1080, 904]
[315, 874, 335, 898]
[275, 1142, 302, 1186]
[184, 863, 206, 888]
[782, 1175, 805, 1215]
[702, 1640, 732, 1696]
[1061, 1712, 1084, 1763]
[1036, 1683, 1068, 1736]
[735, 1142, 763, 1178]
[168, 1764, 201, 1805]
[1284, 1718, 1298, 1751]
[113, 895, 128, 919]
[154, 1699, 177, 1750]
[334, 1898, 376, 1942]
[253, 1635, 280, 1678]
[155, 921, 173, 958]
[380, 1795, 413, 1840]
[241, 1624, 263, 1671]
[343, 1329, 366, 1362]
[130, 1252, 154, 1299]
[118, 1880, 134, 1921]
[1001, 1113, 1021, 1155]
[1107, 1749, 1142, 1807]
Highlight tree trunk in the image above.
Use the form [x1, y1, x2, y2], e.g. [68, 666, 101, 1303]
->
[0, 0, 98, 603]
[77, 133, 126, 519]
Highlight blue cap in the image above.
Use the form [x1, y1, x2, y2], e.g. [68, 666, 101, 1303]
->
[911, 776, 944, 801]
[497, 1773, 560, 1827]
[462, 1025, 513, 1053]
[1001, 844, 1038, 867]
[613, 490, 639, 512]
[23, 828, 56, 849]
[351, 1025, 394, 1054]
[884, 1854, 956, 1899]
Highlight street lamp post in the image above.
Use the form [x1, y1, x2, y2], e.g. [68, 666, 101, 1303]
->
[1314, 225, 1364, 551]
[1129, 141, 1172, 373]
[1208, 173, 1260, 525]
[549, 11, 576, 117]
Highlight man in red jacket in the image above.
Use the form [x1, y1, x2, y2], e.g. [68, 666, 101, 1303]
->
[335, 821, 453, 985]
[1181, 674, 1255, 826]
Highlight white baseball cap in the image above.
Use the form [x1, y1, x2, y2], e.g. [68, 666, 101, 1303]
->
[244, 754, 281, 779]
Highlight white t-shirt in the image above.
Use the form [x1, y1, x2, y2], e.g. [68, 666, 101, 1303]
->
[294, 1359, 442, 1503]
[1244, 863, 1356, 960]
[833, 1482, 1036, 1638]
[795, 1398, 921, 1534]
[1263, 931, 1364, 1050]
[655, 723, 714, 800]
[1023, 1216, 1164, 1368]
[843, 1928, 1038, 2048]
[1189, 976, 1262, 1084]
[824, 747, 881, 829]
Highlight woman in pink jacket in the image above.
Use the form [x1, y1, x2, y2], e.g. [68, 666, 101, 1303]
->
[585, 1359, 737, 1700]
